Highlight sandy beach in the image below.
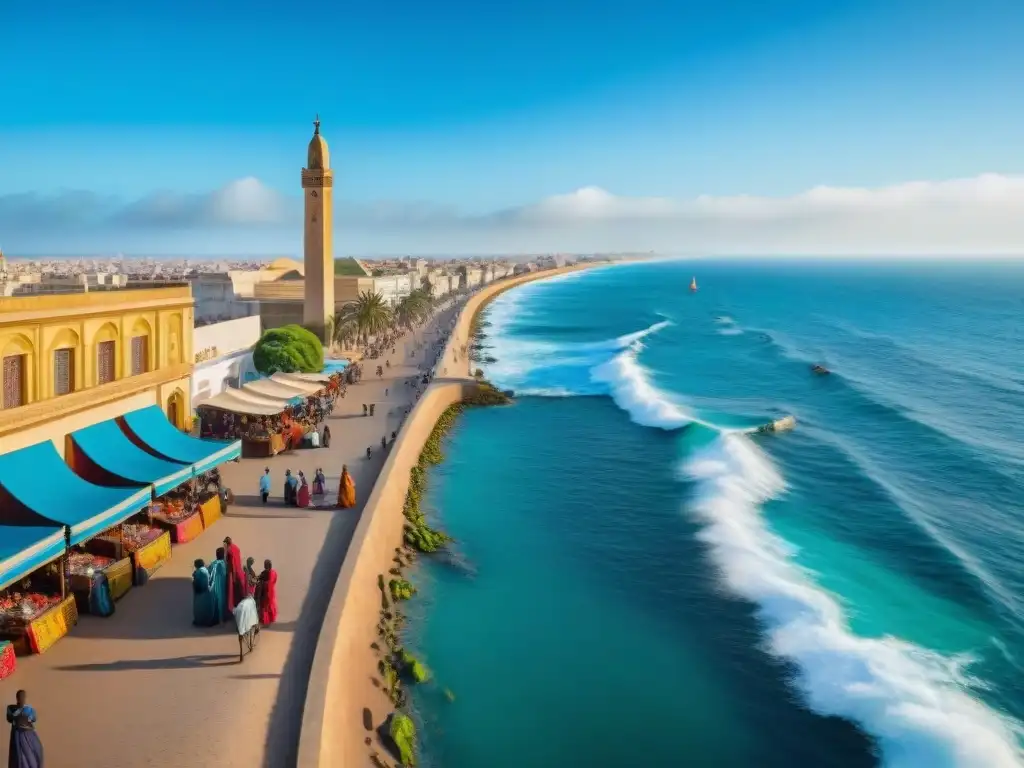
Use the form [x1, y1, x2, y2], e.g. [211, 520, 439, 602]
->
[299, 263, 598, 768]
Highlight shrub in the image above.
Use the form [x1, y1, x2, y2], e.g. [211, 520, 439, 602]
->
[252, 324, 324, 375]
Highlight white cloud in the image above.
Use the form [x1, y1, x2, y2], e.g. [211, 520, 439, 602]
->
[2, 173, 1024, 255]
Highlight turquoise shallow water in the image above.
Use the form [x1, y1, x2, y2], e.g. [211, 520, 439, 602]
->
[405, 260, 1024, 768]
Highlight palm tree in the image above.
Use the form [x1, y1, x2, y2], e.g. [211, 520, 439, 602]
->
[326, 310, 359, 351]
[350, 290, 393, 344]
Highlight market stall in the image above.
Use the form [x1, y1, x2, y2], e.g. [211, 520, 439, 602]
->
[68, 550, 132, 617]
[0, 525, 71, 659]
[0, 440, 153, 609]
[119, 404, 241, 475]
[269, 373, 326, 395]
[242, 378, 309, 401]
[67, 419, 201, 549]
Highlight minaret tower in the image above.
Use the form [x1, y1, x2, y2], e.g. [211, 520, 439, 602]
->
[302, 115, 334, 338]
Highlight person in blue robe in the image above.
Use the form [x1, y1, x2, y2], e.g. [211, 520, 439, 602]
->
[7, 689, 43, 768]
[191, 559, 219, 627]
[207, 548, 229, 623]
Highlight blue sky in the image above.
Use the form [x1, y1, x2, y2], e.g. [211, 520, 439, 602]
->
[2, 0, 1024, 255]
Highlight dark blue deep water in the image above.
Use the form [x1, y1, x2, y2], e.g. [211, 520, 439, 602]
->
[405, 260, 1024, 768]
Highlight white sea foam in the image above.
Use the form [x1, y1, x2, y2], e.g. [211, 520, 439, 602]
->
[483, 285, 1024, 765]
[682, 434, 1024, 768]
[717, 327, 744, 336]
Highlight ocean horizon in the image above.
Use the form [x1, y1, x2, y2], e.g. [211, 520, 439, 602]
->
[405, 258, 1024, 768]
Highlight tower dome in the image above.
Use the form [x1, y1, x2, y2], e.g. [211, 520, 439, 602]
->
[307, 115, 330, 170]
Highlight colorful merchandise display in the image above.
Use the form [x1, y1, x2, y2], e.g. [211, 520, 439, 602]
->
[0, 640, 14, 680]
[68, 551, 133, 612]
[149, 498, 204, 544]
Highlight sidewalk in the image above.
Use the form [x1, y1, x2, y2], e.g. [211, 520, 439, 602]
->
[0, 301, 461, 768]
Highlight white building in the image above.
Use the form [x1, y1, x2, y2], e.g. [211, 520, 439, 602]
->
[371, 273, 415, 307]
[190, 316, 262, 405]
[191, 273, 260, 325]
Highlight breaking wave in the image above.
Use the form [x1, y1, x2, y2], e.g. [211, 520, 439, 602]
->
[484, 308, 1024, 768]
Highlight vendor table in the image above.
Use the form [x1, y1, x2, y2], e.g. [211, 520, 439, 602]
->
[26, 595, 78, 654]
[132, 530, 172, 583]
[152, 509, 205, 544]
[69, 553, 133, 616]
[0, 640, 14, 679]
[199, 493, 223, 529]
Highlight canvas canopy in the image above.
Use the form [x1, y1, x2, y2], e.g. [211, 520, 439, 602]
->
[0, 525, 66, 592]
[268, 373, 324, 394]
[0, 442, 151, 546]
[198, 389, 285, 417]
[119, 406, 240, 473]
[69, 419, 194, 497]
[275, 371, 330, 384]
[242, 379, 307, 401]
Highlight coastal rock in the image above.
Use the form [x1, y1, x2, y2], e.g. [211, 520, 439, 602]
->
[380, 712, 417, 766]
[399, 649, 431, 683]
[389, 579, 417, 601]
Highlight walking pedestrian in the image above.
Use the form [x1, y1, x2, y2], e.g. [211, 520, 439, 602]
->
[259, 467, 271, 504]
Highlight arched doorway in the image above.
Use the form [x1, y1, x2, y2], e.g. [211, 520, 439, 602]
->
[166, 390, 186, 430]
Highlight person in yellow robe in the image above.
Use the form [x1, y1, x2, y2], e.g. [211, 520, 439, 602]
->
[337, 465, 357, 508]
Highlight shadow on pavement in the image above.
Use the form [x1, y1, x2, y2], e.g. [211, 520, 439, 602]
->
[55, 653, 238, 672]
[261, 476, 369, 767]
[72, 577, 297, 640]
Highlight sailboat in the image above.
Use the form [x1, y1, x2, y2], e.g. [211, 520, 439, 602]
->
[689, 277, 698, 292]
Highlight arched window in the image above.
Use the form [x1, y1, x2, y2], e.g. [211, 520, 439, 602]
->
[130, 318, 152, 376]
[50, 327, 80, 397]
[1, 334, 34, 409]
[93, 321, 119, 385]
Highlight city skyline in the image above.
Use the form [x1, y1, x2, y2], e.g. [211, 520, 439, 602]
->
[2, 0, 1024, 255]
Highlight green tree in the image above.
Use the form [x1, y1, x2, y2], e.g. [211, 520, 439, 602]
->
[252, 324, 324, 375]
[326, 310, 358, 350]
[394, 289, 433, 330]
[350, 290, 393, 343]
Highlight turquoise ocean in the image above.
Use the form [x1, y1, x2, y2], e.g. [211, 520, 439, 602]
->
[406, 260, 1024, 768]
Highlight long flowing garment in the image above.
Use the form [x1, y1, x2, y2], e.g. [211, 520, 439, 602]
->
[337, 470, 357, 508]
[297, 481, 310, 508]
[312, 476, 325, 496]
[225, 544, 247, 612]
[207, 559, 228, 622]
[192, 567, 219, 627]
[7, 705, 43, 768]
[258, 569, 278, 625]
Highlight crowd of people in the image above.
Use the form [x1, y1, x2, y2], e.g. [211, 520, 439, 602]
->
[191, 535, 278, 632]
[257, 465, 357, 511]
[198, 372, 350, 442]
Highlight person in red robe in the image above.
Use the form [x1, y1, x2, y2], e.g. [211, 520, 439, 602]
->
[296, 472, 311, 508]
[257, 559, 278, 625]
[223, 536, 246, 611]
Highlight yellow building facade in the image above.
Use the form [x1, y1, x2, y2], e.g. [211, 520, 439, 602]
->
[0, 285, 194, 457]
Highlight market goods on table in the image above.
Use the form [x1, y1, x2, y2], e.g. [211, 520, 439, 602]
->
[68, 551, 114, 576]
[0, 592, 63, 626]
[121, 522, 164, 551]
[150, 499, 194, 523]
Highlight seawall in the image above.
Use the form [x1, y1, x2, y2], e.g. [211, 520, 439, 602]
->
[296, 264, 598, 768]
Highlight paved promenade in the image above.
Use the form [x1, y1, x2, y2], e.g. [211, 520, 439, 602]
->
[0, 303, 459, 768]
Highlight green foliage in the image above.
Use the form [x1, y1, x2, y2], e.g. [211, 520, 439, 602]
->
[465, 381, 512, 406]
[387, 712, 417, 766]
[389, 578, 417, 601]
[399, 649, 431, 683]
[401, 405, 462, 553]
[252, 324, 323, 375]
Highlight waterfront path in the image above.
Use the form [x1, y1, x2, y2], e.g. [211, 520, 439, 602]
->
[0, 301, 461, 768]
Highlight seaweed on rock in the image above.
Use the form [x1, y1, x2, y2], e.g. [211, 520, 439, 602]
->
[382, 712, 417, 766]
